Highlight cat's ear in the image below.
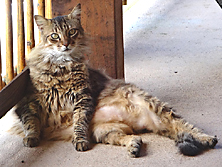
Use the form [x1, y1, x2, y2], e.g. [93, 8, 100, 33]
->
[68, 3, 81, 20]
[34, 15, 48, 31]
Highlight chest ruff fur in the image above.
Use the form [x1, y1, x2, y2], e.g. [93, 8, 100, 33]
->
[28, 59, 91, 128]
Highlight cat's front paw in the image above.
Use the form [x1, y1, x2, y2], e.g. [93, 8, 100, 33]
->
[73, 140, 89, 151]
[23, 136, 40, 147]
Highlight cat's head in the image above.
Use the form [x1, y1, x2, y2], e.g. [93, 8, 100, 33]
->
[34, 3, 87, 59]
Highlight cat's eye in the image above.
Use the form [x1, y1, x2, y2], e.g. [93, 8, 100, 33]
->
[68, 28, 78, 36]
[51, 33, 59, 39]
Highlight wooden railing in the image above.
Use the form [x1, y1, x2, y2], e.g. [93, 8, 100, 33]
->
[0, 0, 53, 91]
[0, 0, 125, 118]
[0, 0, 126, 91]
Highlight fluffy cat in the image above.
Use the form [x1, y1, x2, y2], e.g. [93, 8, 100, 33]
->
[13, 4, 218, 157]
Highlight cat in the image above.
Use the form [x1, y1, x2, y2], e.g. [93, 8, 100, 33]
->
[12, 3, 218, 158]
[15, 3, 92, 151]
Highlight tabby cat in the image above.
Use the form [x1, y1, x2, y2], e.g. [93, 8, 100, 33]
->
[13, 4, 218, 157]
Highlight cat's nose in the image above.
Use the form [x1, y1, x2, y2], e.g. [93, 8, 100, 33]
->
[63, 40, 69, 47]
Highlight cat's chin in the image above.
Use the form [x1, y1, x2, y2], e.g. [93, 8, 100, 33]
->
[42, 51, 73, 64]
[62, 48, 71, 52]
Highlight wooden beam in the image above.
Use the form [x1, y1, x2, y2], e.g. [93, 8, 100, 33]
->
[0, 68, 30, 118]
[51, 0, 124, 79]
[17, 0, 26, 74]
[5, 0, 14, 84]
[216, 0, 222, 8]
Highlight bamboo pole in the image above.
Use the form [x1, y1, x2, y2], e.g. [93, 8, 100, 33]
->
[37, 0, 45, 41]
[27, 0, 35, 54]
[0, 39, 2, 90]
[17, 0, 25, 74]
[5, 0, 14, 84]
[45, 0, 52, 19]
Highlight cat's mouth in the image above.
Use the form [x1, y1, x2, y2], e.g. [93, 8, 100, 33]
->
[63, 48, 70, 51]
[60, 45, 72, 52]
[61, 47, 71, 52]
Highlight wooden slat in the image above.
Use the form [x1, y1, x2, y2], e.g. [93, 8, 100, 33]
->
[0, 67, 30, 118]
[27, 0, 35, 54]
[17, 0, 25, 74]
[5, 0, 14, 84]
[37, 0, 45, 17]
[37, 0, 45, 41]
[122, 0, 127, 5]
[45, 0, 52, 19]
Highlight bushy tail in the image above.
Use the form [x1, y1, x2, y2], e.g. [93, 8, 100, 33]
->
[42, 126, 73, 141]
[6, 109, 73, 142]
[1, 109, 25, 137]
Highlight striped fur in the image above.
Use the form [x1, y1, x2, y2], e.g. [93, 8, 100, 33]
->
[15, 4, 92, 151]
[90, 79, 218, 157]
[13, 3, 218, 157]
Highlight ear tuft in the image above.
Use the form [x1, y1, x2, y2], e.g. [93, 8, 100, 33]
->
[68, 3, 81, 20]
[34, 15, 48, 31]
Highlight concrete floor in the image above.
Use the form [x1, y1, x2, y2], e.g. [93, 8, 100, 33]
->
[1, 0, 222, 166]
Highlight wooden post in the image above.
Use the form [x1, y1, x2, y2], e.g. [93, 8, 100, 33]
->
[5, 0, 14, 84]
[115, 0, 124, 79]
[37, 0, 45, 41]
[51, 0, 124, 79]
[45, 0, 52, 19]
[0, 68, 30, 118]
[17, 0, 25, 74]
[27, 0, 35, 54]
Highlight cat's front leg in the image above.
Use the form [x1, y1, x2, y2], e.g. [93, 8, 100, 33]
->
[72, 88, 94, 151]
[15, 98, 43, 147]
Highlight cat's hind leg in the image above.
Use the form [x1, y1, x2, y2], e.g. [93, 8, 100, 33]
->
[121, 85, 218, 156]
[91, 123, 142, 158]
[153, 105, 218, 156]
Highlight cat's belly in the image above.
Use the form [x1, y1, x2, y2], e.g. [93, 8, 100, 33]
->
[47, 108, 74, 128]
[92, 105, 163, 132]
[93, 106, 128, 123]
